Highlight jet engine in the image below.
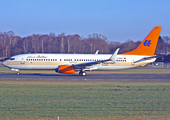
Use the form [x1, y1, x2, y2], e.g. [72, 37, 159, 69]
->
[56, 65, 75, 74]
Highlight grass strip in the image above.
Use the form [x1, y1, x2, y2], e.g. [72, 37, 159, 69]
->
[0, 81, 170, 119]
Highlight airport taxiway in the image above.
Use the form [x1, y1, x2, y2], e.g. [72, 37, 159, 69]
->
[0, 73, 169, 81]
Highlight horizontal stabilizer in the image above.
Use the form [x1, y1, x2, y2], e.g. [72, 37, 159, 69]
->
[134, 54, 167, 63]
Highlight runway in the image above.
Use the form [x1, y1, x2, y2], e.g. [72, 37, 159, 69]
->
[0, 73, 170, 81]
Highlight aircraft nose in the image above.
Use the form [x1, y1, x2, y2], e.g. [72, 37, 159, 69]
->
[1, 61, 7, 66]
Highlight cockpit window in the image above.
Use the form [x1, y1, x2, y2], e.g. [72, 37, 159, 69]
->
[10, 58, 15, 60]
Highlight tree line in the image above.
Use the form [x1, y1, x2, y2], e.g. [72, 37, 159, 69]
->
[0, 31, 170, 57]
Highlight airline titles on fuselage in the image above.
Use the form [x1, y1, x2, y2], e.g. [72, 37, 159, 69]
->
[27, 55, 47, 59]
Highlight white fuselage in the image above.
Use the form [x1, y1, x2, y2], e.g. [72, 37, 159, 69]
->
[2, 53, 156, 71]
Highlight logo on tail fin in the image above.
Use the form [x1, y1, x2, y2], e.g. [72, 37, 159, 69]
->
[143, 40, 151, 46]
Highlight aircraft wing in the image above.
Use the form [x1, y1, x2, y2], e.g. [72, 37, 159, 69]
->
[74, 60, 105, 68]
[73, 48, 120, 68]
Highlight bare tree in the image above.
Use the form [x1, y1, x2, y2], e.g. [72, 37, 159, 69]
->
[0, 31, 168, 56]
[66, 35, 72, 53]
[163, 36, 170, 53]
[58, 33, 65, 53]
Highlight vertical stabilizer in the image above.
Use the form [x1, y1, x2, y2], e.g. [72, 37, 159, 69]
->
[121, 26, 161, 56]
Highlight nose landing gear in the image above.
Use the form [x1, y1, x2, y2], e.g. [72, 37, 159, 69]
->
[11, 68, 20, 75]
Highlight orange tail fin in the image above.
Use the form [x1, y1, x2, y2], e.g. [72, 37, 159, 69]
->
[121, 26, 161, 56]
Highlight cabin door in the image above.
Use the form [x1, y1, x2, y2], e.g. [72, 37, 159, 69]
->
[131, 57, 135, 65]
[20, 57, 25, 64]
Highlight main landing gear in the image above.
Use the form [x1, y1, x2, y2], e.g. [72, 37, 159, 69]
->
[79, 71, 86, 76]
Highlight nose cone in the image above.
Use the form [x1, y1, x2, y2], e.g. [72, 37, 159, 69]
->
[1, 61, 7, 66]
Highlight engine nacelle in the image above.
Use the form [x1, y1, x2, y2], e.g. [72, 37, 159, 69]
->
[56, 65, 75, 74]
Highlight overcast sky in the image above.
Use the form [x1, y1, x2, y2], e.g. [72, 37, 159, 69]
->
[0, 0, 170, 42]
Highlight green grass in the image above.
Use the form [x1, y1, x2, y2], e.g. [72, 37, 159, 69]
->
[0, 81, 170, 119]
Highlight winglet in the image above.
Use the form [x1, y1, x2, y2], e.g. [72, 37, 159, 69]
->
[121, 26, 161, 56]
[95, 50, 99, 54]
[109, 48, 120, 63]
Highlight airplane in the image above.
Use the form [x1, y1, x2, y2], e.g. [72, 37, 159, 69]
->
[2, 26, 161, 76]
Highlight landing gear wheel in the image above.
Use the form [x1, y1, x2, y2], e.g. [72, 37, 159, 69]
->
[82, 72, 86, 76]
[79, 72, 82, 76]
[79, 71, 86, 76]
